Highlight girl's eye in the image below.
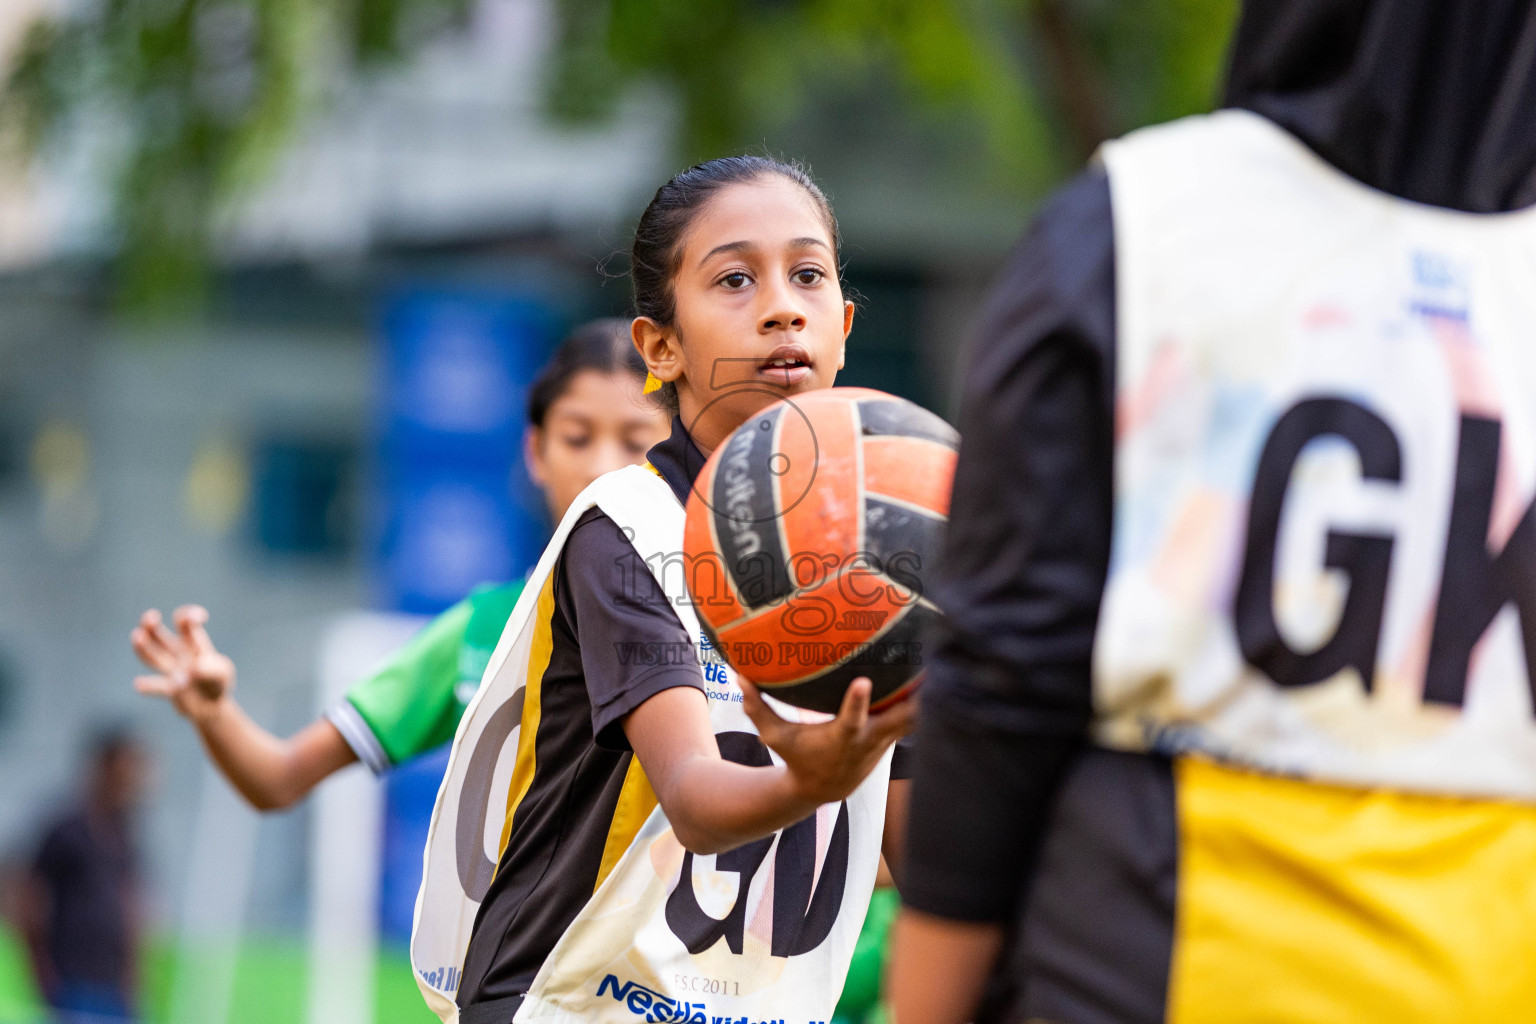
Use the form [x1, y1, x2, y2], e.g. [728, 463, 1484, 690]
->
[794, 268, 824, 285]
[720, 272, 751, 289]
[561, 435, 592, 449]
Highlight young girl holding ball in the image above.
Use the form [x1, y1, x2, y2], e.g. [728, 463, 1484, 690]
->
[419, 158, 913, 1024]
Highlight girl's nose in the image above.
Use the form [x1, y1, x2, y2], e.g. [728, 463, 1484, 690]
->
[758, 283, 807, 333]
[590, 439, 634, 479]
[760, 309, 806, 332]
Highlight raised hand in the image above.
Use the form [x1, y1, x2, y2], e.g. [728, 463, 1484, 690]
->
[739, 677, 915, 806]
[130, 605, 236, 725]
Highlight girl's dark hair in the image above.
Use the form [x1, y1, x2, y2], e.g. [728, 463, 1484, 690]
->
[526, 318, 646, 427]
[631, 156, 841, 412]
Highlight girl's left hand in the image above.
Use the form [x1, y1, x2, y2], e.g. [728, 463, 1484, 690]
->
[131, 605, 237, 726]
[740, 677, 915, 806]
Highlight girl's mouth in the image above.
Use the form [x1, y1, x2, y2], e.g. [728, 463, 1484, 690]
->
[759, 346, 813, 388]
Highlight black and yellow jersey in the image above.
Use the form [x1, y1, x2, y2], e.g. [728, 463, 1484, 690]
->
[456, 428, 707, 1007]
[458, 418, 915, 1010]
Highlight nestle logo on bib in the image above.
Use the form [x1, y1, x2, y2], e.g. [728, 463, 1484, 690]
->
[597, 974, 706, 1023]
[595, 974, 828, 1024]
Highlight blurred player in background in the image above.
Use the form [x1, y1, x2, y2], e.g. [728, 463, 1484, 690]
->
[129, 320, 668, 808]
[894, 1, 1536, 1022]
[21, 729, 150, 1024]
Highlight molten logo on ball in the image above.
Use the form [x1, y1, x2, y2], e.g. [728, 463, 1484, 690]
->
[683, 387, 958, 712]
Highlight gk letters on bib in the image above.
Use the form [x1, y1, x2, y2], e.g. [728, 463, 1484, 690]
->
[411, 465, 891, 1024]
[1095, 109, 1536, 801]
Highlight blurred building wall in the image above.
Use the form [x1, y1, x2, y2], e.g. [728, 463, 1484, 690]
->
[0, 281, 370, 935]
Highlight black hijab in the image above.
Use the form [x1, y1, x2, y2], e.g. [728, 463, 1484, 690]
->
[1224, 0, 1536, 213]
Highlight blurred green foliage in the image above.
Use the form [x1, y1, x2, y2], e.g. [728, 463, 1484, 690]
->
[0, 0, 1238, 314]
[0, 0, 471, 314]
[548, 0, 1237, 194]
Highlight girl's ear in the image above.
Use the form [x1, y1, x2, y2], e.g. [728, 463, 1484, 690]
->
[839, 300, 855, 370]
[632, 316, 684, 384]
[524, 427, 547, 489]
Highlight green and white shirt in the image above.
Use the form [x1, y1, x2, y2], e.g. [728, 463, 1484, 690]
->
[325, 582, 524, 774]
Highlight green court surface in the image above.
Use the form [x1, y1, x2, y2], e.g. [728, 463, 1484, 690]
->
[1, 900, 897, 1024]
[0, 924, 436, 1024]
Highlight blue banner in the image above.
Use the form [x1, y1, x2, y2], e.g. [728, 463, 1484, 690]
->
[372, 285, 557, 945]
[375, 287, 556, 615]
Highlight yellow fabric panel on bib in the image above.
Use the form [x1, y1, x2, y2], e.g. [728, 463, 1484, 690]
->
[593, 756, 658, 892]
[1168, 755, 1536, 1024]
[496, 572, 556, 861]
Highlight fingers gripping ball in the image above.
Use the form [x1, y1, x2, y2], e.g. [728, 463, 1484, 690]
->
[683, 388, 958, 712]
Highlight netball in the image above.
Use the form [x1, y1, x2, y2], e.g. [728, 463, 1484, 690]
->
[683, 387, 957, 713]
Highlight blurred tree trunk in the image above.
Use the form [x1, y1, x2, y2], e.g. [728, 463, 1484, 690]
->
[1032, 0, 1113, 160]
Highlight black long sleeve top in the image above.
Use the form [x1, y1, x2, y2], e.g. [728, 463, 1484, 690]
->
[902, 167, 1116, 922]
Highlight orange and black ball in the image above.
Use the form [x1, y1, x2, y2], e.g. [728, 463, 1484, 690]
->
[683, 388, 958, 712]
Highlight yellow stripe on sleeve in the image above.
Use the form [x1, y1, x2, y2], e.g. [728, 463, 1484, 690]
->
[594, 474, 662, 890]
[496, 572, 557, 862]
[594, 757, 659, 892]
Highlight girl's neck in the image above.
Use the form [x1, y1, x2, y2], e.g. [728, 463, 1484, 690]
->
[676, 396, 724, 456]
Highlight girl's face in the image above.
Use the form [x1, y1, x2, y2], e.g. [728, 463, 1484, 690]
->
[525, 369, 670, 521]
[634, 176, 854, 453]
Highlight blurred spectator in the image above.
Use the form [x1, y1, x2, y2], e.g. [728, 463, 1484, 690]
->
[19, 729, 149, 1024]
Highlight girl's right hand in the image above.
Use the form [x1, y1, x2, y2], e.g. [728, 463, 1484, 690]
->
[130, 605, 236, 726]
[740, 676, 915, 806]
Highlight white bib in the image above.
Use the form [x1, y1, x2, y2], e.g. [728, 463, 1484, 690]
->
[1095, 109, 1536, 801]
[411, 465, 891, 1024]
